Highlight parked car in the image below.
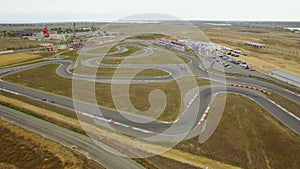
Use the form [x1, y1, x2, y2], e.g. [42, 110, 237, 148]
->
[227, 58, 233, 62]
[224, 64, 232, 68]
[240, 63, 247, 67]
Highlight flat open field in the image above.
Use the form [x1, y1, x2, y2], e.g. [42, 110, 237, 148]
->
[201, 25, 300, 75]
[72, 67, 169, 77]
[62, 45, 190, 64]
[88, 42, 146, 56]
[106, 45, 143, 57]
[0, 51, 44, 67]
[0, 38, 43, 51]
[2, 64, 210, 121]
[61, 49, 80, 61]
[0, 119, 104, 169]
[176, 93, 300, 169]
[84, 41, 147, 55]
[101, 49, 190, 64]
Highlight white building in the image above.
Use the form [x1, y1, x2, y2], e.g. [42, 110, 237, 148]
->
[269, 70, 300, 87]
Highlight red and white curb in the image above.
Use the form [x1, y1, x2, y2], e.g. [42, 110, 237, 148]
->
[161, 92, 200, 125]
[78, 111, 158, 135]
[198, 105, 210, 125]
[231, 84, 271, 95]
[187, 93, 199, 108]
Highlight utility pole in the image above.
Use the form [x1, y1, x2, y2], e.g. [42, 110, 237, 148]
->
[72, 22, 76, 43]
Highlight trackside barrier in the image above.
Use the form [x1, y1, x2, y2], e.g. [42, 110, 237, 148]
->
[230, 84, 271, 95]
[78, 111, 158, 135]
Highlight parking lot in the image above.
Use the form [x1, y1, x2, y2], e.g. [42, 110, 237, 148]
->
[209, 51, 273, 79]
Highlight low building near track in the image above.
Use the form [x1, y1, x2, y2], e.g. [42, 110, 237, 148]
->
[40, 43, 54, 51]
[244, 41, 265, 48]
[269, 70, 300, 87]
[158, 39, 185, 51]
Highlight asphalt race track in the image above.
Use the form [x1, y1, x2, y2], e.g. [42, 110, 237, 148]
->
[0, 40, 299, 165]
[0, 105, 144, 169]
[0, 41, 299, 135]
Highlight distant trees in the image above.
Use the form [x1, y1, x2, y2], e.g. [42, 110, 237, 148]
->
[1, 30, 19, 37]
[51, 27, 63, 33]
[50, 27, 73, 34]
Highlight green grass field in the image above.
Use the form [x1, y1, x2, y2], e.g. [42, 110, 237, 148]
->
[72, 67, 169, 77]
[105, 45, 143, 57]
[107, 46, 118, 53]
[2, 64, 209, 121]
[176, 93, 300, 169]
[62, 42, 146, 61]
[60, 49, 80, 61]
[128, 33, 169, 40]
[100, 50, 190, 65]
[60, 41, 190, 65]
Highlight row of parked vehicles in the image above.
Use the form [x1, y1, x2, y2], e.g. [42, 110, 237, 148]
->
[217, 55, 254, 70]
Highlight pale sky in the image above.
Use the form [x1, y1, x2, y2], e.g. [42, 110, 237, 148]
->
[0, 0, 299, 23]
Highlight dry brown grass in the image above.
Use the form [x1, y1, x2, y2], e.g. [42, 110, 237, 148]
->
[0, 119, 104, 169]
[0, 94, 239, 169]
[201, 25, 300, 75]
[0, 52, 44, 67]
[0, 163, 18, 169]
[268, 92, 300, 117]
[212, 38, 300, 75]
[0, 38, 42, 51]
[72, 67, 169, 77]
[176, 93, 300, 169]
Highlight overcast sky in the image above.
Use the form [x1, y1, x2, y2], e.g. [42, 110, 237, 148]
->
[1, 0, 299, 23]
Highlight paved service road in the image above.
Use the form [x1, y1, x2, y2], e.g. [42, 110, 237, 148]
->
[0, 105, 144, 169]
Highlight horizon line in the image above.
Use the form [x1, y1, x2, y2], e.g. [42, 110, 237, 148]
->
[1, 19, 300, 25]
